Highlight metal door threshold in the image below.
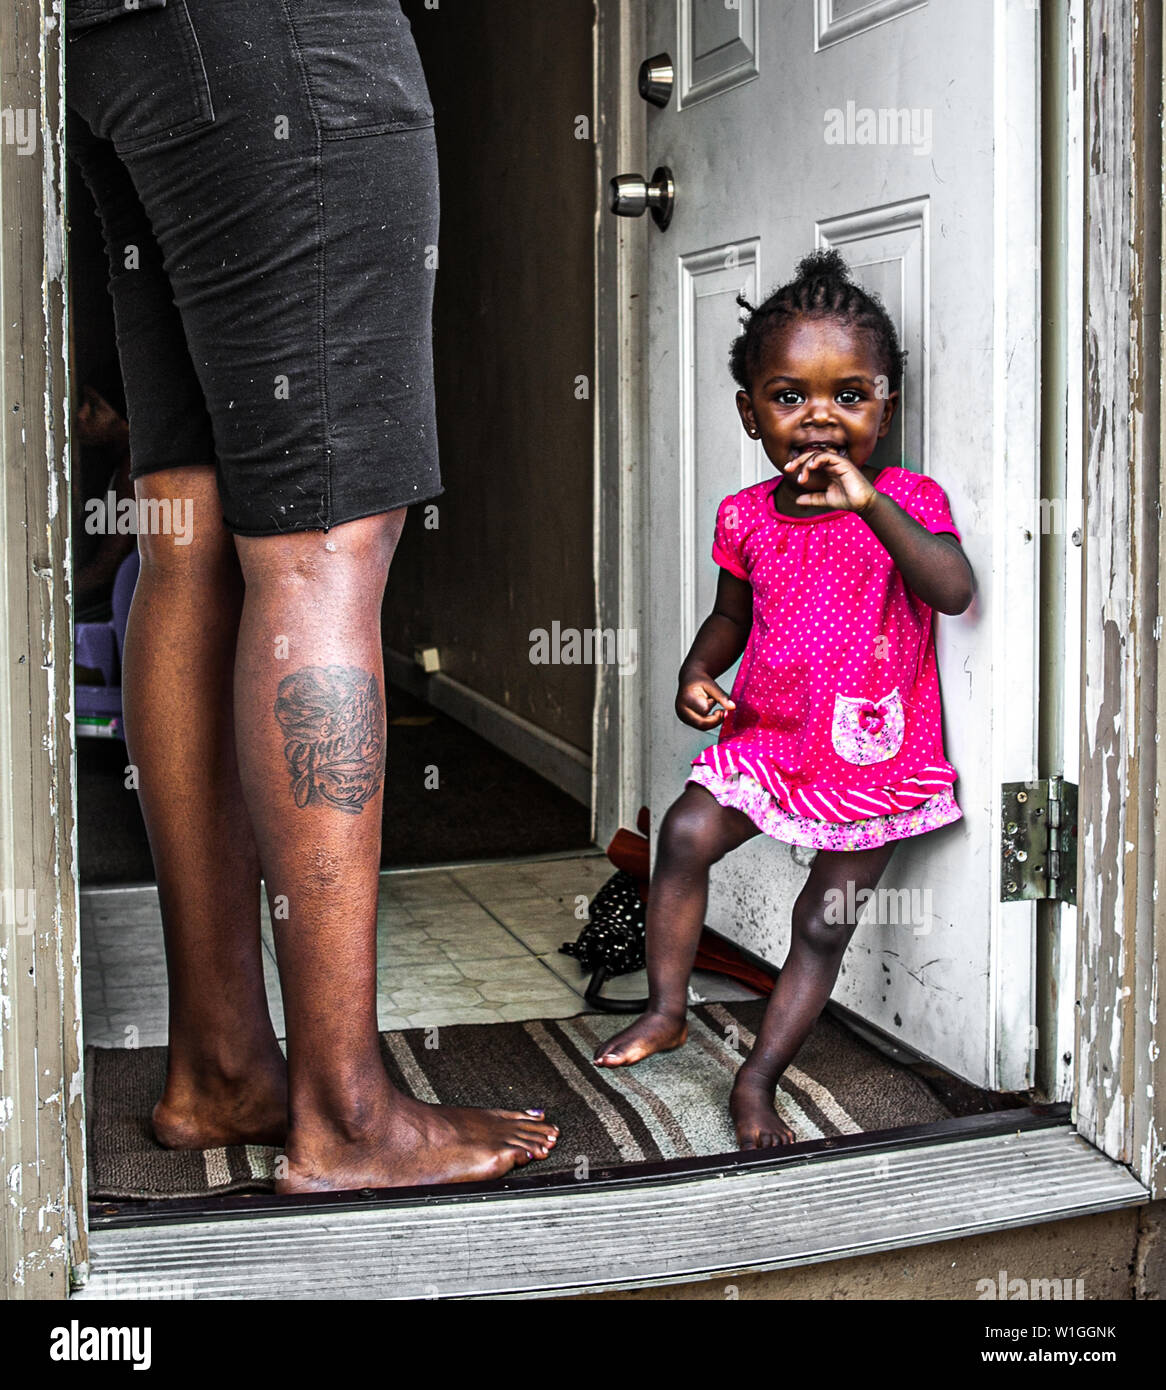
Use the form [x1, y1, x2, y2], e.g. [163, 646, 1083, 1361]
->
[74, 1112, 1147, 1300]
[85, 1104, 1066, 1229]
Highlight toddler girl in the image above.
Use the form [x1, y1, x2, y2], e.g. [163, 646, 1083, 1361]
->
[593, 248, 975, 1150]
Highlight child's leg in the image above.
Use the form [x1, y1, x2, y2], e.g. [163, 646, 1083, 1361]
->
[593, 782, 760, 1066]
[730, 841, 896, 1148]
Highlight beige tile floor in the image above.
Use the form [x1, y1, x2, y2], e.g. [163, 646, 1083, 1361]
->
[80, 852, 762, 1049]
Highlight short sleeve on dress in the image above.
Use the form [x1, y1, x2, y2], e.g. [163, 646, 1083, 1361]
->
[903, 475, 961, 542]
[711, 494, 750, 580]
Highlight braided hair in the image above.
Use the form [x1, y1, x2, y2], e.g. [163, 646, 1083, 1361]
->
[729, 247, 906, 398]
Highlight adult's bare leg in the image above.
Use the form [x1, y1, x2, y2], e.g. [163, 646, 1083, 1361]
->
[121, 466, 288, 1149]
[232, 512, 559, 1192]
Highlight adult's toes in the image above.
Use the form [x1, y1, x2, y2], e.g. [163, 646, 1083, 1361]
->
[514, 1142, 551, 1163]
[512, 1120, 556, 1143]
[499, 1109, 558, 1133]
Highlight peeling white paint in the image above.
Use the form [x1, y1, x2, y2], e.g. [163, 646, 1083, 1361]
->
[0, 1, 84, 1296]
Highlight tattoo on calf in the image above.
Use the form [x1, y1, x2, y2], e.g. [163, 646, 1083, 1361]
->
[274, 665, 386, 813]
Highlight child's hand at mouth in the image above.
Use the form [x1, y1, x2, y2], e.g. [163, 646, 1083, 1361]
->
[784, 445, 877, 515]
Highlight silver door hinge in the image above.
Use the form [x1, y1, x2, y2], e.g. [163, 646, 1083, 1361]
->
[1001, 776, 1078, 904]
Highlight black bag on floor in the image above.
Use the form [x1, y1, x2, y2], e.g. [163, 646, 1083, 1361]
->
[560, 869, 648, 1013]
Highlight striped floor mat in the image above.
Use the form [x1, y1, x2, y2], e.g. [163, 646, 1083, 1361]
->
[85, 999, 953, 1199]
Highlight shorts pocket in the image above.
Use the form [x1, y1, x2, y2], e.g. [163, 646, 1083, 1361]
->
[66, 0, 214, 155]
[65, 0, 168, 37]
[288, 0, 435, 139]
[830, 687, 905, 766]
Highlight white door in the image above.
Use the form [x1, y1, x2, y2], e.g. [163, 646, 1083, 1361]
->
[641, 0, 1041, 1090]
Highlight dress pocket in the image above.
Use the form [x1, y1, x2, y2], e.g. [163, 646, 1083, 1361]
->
[830, 687, 905, 765]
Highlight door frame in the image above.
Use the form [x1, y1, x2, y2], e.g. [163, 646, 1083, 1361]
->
[0, 0, 1162, 1300]
[1073, 0, 1165, 1189]
[592, 0, 648, 848]
[0, 2, 87, 1297]
[1035, 0, 1087, 1108]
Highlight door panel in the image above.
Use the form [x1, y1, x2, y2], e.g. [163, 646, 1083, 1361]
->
[644, 0, 1040, 1089]
[677, 241, 761, 656]
[678, 0, 759, 106]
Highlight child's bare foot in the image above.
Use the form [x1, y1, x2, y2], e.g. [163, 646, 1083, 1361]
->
[730, 1073, 797, 1149]
[592, 1010, 687, 1067]
[276, 1092, 560, 1193]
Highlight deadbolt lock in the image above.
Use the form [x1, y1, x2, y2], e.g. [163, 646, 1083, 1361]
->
[638, 53, 674, 107]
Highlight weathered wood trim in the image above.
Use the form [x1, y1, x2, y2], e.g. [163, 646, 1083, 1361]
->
[592, 0, 646, 848]
[1076, 0, 1165, 1196]
[1147, 0, 1166, 1203]
[1134, 0, 1166, 1199]
[0, 0, 86, 1296]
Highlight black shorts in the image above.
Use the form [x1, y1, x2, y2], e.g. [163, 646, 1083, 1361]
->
[66, 0, 442, 535]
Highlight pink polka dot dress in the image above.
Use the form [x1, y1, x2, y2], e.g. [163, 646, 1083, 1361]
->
[686, 465, 963, 851]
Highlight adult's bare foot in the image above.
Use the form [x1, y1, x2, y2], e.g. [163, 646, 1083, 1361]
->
[592, 1010, 688, 1067]
[275, 1092, 560, 1193]
[152, 1054, 289, 1150]
[729, 1073, 796, 1149]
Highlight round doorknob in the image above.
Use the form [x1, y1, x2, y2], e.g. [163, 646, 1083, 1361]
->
[638, 53, 674, 107]
[608, 166, 675, 231]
